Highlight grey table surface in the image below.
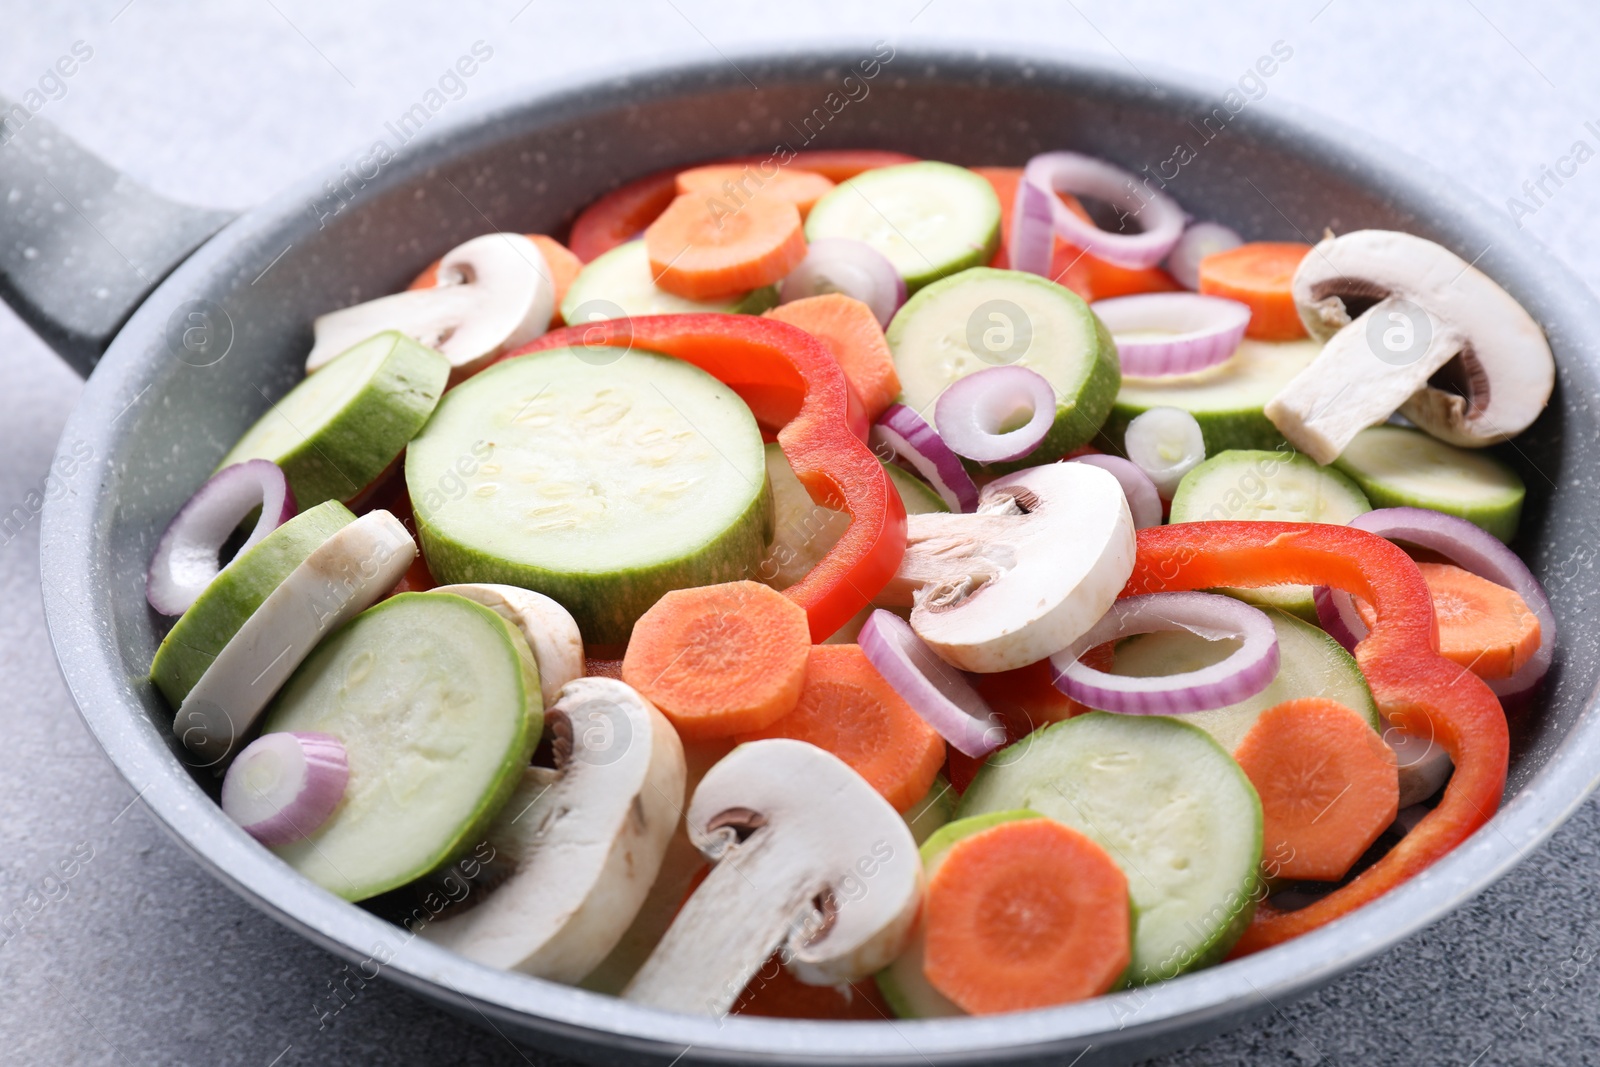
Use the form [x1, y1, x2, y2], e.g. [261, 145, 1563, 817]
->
[3, 1, 1598, 1064]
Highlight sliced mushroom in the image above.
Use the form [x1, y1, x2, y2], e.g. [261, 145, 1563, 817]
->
[306, 233, 555, 377]
[622, 738, 921, 1016]
[419, 677, 686, 982]
[1265, 230, 1554, 463]
[432, 584, 584, 708]
[879, 461, 1135, 673]
[177, 510, 416, 764]
[1385, 715, 1453, 808]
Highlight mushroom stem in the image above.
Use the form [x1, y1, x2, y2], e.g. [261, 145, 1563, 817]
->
[877, 512, 1019, 608]
[621, 829, 828, 1016]
[1266, 296, 1465, 464]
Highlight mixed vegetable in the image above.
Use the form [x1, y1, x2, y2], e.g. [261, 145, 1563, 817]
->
[143, 145, 1556, 1019]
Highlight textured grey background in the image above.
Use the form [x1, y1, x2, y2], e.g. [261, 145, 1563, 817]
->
[3, 1, 1598, 1064]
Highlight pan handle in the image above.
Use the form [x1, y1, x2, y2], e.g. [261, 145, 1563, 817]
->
[0, 94, 236, 377]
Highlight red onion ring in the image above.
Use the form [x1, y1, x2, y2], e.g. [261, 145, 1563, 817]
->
[859, 609, 1007, 757]
[1164, 221, 1243, 290]
[779, 237, 906, 327]
[1008, 175, 1057, 277]
[870, 403, 980, 512]
[932, 365, 1056, 464]
[1049, 592, 1280, 714]
[1313, 507, 1556, 702]
[221, 731, 348, 846]
[1091, 293, 1251, 378]
[1021, 152, 1187, 269]
[1068, 454, 1162, 530]
[146, 460, 297, 616]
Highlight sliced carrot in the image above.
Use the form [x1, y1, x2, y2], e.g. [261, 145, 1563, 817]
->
[736, 644, 945, 812]
[407, 234, 582, 328]
[1197, 241, 1311, 340]
[733, 954, 895, 1020]
[923, 818, 1131, 1014]
[1233, 697, 1398, 882]
[567, 168, 682, 263]
[763, 294, 900, 422]
[676, 164, 835, 219]
[645, 191, 807, 300]
[621, 580, 811, 740]
[975, 167, 1177, 299]
[784, 149, 918, 183]
[1355, 561, 1540, 681]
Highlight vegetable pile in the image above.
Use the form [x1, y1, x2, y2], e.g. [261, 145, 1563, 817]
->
[145, 145, 1554, 1020]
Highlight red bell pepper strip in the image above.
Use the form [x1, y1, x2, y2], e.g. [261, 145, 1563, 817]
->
[567, 168, 681, 263]
[1125, 522, 1509, 955]
[503, 314, 903, 641]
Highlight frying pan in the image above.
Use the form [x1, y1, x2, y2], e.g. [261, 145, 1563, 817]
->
[13, 44, 1600, 1066]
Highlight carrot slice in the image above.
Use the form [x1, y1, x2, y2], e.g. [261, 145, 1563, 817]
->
[1233, 697, 1399, 882]
[736, 644, 944, 812]
[975, 167, 1177, 299]
[1355, 561, 1541, 681]
[645, 191, 807, 300]
[407, 234, 582, 328]
[676, 164, 836, 219]
[763, 294, 901, 422]
[566, 168, 681, 262]
[922, 818, 1131, 1014]
[784, 149, 918, 183]
[621, 580, 811, 740]
[1197, 241, 1311, 340]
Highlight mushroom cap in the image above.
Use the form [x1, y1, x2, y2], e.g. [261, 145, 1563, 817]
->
[906, 461, 1136, 673]
[307, 233, 555, 376]
[685, 739, 922, 985]
[420, 677, 685, 981]
[1290, 229, 1553, 450]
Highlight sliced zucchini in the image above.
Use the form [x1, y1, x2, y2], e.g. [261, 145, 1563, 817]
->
[148, 500, 355, 707]
[888, 267, 1120, 470]
[221, 331, 450, 507]
[261, 591, 541, 902]
[407, 348, 770, 643]
[1169, 449, 1371, 620]
[1102, 339, 1320, 455]
[957, 713, 1262, 983]
[1332, 424, 1525, 543]
[560, 240, 777, 322]
[1111, 607, 1378, 754]
[804, 162, 1000, 292]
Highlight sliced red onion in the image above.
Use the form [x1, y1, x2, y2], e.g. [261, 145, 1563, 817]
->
[1049, 592, 1279, 714]
[1313, 507, 1556, 702]
[1092, 293, 1250, 378]
[1068, 454, 1162, 530]
[1124, 406, 1207, 499]
[932, 365, 1056, 464]
[870, 403, 980, 512]
[1164, 221, 1243, 290]
[147, 460, 296, 616]
[221, 731, 348, 847]
[780, 237, 906, 327]
[1008, 175, 1056, 277]
[1022, 152, 1186, 269]
[859, 609, 1007, 757]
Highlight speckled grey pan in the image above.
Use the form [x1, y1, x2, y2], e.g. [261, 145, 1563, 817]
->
[10, 44, 1600, 1066]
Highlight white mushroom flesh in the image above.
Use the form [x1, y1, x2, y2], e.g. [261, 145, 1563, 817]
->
[622, 739, 921, 1016]
[420, 677, 686, 982]
[306, 233, 555, 378]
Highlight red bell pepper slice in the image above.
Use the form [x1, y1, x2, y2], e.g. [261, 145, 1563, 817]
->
[1126, 521, 1509, 955]
[504, 314, 903, 641]
[567, 168, 681, 263]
